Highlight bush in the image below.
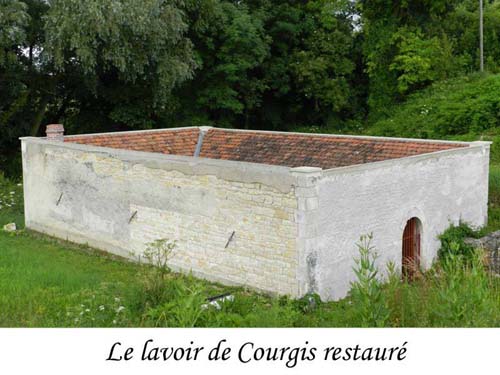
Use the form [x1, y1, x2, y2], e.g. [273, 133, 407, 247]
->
[438, 223, 479, 261]
[368, 74, 500, 139]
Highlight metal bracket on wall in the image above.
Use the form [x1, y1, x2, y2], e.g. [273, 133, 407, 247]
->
[56, 193, 63, 206]
[225, 231, 236, 248]
[128, 210, 138, 224]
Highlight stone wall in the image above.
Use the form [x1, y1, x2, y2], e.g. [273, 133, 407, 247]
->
[464, 232, 500, 276]
[21, 139, 300, 296]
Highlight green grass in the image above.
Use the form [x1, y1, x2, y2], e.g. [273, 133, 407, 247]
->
[0, 229, 355, 327]
[0, 232, 141, 326]
[0, 171, 499, 327]
[0, 173, 24, 230]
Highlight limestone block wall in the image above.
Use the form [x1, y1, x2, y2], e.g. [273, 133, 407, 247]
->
[307, 143, 490, 301]
[21, 139, 300, 296]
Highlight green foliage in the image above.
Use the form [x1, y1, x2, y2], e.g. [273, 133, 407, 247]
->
[369, 74, 500, 138]
[429, 250, 497, 326]
[143, 278, 207, 327]
[359, 0, 500, 118]
[174, 0, 357, 130]
[186, 1, 271, 127]
[0, 0, 29, 65]
[438, 222, 479, 261]
[349, 234, 390, 327]
[444, 0, 500, 73]
[390, 28, 455, 94]
[1, 0, 361, 177]
[291, 0, 355, 114]
[45, 0, 197, 106]
[134, 238, 177, 306]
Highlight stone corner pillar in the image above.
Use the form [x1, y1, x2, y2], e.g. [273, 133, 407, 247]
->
[290, 166, 323, 298]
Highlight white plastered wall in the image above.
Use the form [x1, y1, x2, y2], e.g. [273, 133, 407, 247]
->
[301, 143, 490, 301]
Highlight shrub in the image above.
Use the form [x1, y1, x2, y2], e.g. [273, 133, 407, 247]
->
[438, 223, 479, 261]
[368, 74, 500, 139]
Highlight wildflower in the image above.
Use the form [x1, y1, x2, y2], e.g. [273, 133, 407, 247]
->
[99, 305, 105, 311]
[85, 308, 90, 312]
[112, 320, 117, 325]
[116, 306, 125, 313]
[114, 297, 120, 302]
[9, 192, 14, 195]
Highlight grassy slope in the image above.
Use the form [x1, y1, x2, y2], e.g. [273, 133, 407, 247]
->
[0, 232, 141, 326]
[368, 74, 500, 135]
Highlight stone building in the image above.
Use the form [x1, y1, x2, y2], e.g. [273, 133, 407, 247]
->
[21, 125, 490, 300]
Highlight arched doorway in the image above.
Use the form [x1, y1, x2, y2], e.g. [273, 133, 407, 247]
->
[402, 217, 421, 279]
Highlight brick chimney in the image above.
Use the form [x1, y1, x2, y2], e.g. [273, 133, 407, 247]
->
[46, 124, 64, 142]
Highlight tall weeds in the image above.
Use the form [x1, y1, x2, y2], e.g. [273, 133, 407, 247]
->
[351, 235, 500, 327]
[349, 234, 390, 327]
[429, 247, 498, 327]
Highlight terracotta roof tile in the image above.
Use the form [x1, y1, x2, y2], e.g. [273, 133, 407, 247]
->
[64, 127, 468, 169]
[198, 129, 467, 169]
[66, 128, 198, 156]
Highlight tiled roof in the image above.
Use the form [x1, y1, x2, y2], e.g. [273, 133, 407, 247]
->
[65, 127, 468, 169]
[66, 128, 199, 156]
[199, 129, 467, 169]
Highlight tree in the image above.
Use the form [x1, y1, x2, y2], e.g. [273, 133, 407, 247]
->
[168, 1, 271, 128]
[0, 0, 30, 173]
[0, 0, 201, 174]
[291, 0, 355, 124]
[44, 0, 198, 133]
[359, 0, 463, 119]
